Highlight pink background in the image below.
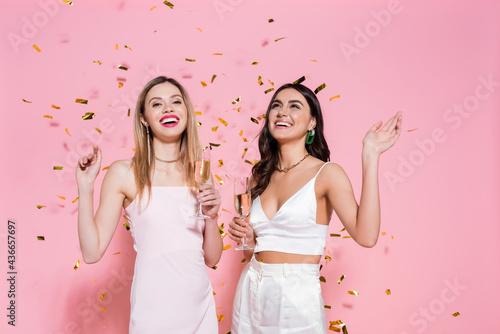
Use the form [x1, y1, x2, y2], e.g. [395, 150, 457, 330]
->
[1, 0, 499, 333]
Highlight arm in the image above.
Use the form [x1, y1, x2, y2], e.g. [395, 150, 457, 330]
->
[324, 112, 402, 248]
[198, 177, 223, 267]
[76, 146, 127, 263]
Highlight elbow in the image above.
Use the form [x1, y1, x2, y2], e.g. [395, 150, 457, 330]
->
[82, 253, 102, 264]
[358, 237, 378, 248]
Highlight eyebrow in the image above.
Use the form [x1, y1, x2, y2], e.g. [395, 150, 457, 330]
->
[148, 94, 182, 104]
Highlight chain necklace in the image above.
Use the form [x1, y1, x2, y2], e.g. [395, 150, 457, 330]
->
[155, 156, 180, 163]
[275, 153, 310, 173]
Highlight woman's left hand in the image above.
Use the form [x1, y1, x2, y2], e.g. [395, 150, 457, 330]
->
[363, 111, 403, 156]
[198, 183, 221, 219]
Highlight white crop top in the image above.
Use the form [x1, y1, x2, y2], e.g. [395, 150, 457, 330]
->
[249, 162, 330, 256]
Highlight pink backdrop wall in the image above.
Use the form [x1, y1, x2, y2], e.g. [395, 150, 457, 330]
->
[1, 0, 499, 333]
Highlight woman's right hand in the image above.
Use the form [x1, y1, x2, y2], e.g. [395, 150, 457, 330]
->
[228, 216, 255, 246]
[75, 145, 102, 187]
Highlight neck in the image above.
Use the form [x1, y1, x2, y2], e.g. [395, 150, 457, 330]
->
[277, 142, 309, 167]
[152, 138, 181, 161]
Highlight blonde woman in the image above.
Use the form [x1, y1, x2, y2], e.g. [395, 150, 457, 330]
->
[76, 76, 222, 333]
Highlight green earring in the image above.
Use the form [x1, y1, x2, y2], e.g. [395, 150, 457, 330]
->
[305, 128, 315, 145]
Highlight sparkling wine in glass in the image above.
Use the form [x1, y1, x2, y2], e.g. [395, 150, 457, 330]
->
[234, 177, 254, 250]
[191, 146, 211, 219]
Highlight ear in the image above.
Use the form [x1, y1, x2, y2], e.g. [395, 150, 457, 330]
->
[309, 116, 317, 131]
[140, 115, 148, 127]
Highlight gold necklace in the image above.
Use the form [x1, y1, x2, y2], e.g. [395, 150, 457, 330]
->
[276, 153, 310, 173]
[155, 156, 180, 163]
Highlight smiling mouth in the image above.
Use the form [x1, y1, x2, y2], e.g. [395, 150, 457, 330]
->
[159, 116, 179, 126]
[275, 121, 292, 128]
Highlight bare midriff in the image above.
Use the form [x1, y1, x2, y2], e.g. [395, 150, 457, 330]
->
[254, 251, 321, 264]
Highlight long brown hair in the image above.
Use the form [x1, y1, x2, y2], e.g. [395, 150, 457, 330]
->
[132, 76, 200, 211]
[251, 83, 330, 199]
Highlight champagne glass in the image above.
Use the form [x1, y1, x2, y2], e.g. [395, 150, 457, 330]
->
[234, 177, 254, 250]
[191, 145, 211, 219]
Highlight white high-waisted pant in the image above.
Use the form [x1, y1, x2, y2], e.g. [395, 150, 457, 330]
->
[231, 256, 327, 333]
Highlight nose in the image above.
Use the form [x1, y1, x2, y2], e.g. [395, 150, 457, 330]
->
[276, 107, 287, 117]
[162, 103, 174, 113]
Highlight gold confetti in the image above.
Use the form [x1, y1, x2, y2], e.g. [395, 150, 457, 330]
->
[115, 43, 119, 50]
[330, 233, 341, 237]
[381, 231, 387, 236]
[36, 205, 46, 209]
[123, 222, 130, 230]
[82, 112, 95, 120]
[258, 76, 263, 86]
[329, 320, 348, 334]
[74, 260, 80, 270]
[250, 117, 259, 124]
[264, 88, 275, 94]
[163, 1, 174, 9]
[57, 196, 66, 200]
[37, 236, 45, 241]
[209, 143, 221, 147]
[452, 312, 460, 317]
[408, 128, 418, 132]
[234, 106, 241, 112]
[72, 197, 79, 203]
[324, 305, 331, 309]
[201, 81, 207, 87]
[43, 115, 53, 119]
[239, 130, 244, 136]
[293, 76, 306, 85]
[95, 128, 102, 135]
[211, 74, 217, 83]
[212, 53, 223, 55]
[251, 61, 259, 65]
[217, 314, 224, 321]
[385, 289, 391, 295]
[22, 99, 32, 103]
[310, 59, 318, 62]
[195, 111, 202, 116]
[118, 82, 124, 88]
[127, 109, 131, 117]
[63, 0, 73, 5]
[347, 290, 359, 296]
[268, 80, 274, 86]
[330, 95, 340, 101]
[118, 65, 128, 71]
[53, 166, 63, 170]
[319, 276, 326, 283]
[100, 292, 107, 301]
[242, 148, 248, 158]
[75, 98, 88, 104]
[339, 227, 346, 232]
[343, 236, 351, 239]
[244, 160, 254, 165]
[241, 258, 247, 263]
[222, 208, 231, 214]
[197, 121, 202, 127]
[124, 45, 133, 51]
[232, 96, 241, 104]
[102, 166, 109, 170]
[52, 104, 61, 109]
[211, 126, 218, 132]
[185, 58, 196, 62]
[338, 275, 346, 284]
[314, 83, 326, 94]
[65, 128, 71, 136]
[150, 5, 157, 10]
[99, 306, 107, 312]
[33, 44, 41, 52]
[223, 244, 232, 250]
[215, 175, 224, 185]
[324, 255, 332, 261]
[218, 118, 228, 126]
[274, 37, 286, 42]
[113, 252, 120, 255]
[196, 27, 203, 32]
[218, 160, 223, 167]
[268, 18, 274, 23]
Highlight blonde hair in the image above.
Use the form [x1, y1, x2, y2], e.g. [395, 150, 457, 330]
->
[132, 76, 200, 211]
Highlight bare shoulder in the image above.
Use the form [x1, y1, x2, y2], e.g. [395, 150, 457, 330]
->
[105, 159, 136, 196]
[107, 159, 133, 179]
[316, 162, 351, 191]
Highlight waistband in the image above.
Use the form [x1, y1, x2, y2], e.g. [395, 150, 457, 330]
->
[248, 255, 320, 277]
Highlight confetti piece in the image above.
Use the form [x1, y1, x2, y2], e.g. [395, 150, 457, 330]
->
[196, 27, 203, 32]
[324, 305, 331, 309]
[127, 109, 131, 117]
[74, 260, 80, 270]
[212, 53, 223, 55]
[232, 97, 241, 104]
[342, 236, 351, 239]
[452, 312, 460, 317]
[64, 128, 71, 136]
[218, 118, 228, 126]
[113, 252, 120, 255]
[150, 5, 157, 10]
[381, 231, 386, 236]
[211, 126, 218, 132]
[43, 115, 53, 119]
[293, 76, 306, 85]
[99, 306, 107, 312]
[123, 222, 130, 230]
[217, 314, 224, 322]
[268, 18, 274, 23]
[115, 44, 119, 50]
[36, 205, 46, 209]
[100, 292, 107, 301]
[33, 44, 41, 52]
[63, 0, 73, 5]
[118, 65, 128, 71]
[319, 276, 326, 283]
[197, 121, 202, 127]
[325, 255, 332, 261]
[223, 244, 232, 250]
[347, 290, 359, 296]
[386, 289, 391, 295]
[118, 82, 124, 88]
[242, 148, 248, 158]
[82, 112, 95, 120]
[201, 81, 207, 87]
[185, 58, 196, 62]
[37, 236, 45, 241]
[57, 196, 66, 200]
[330, 233, 341, 237]
[258, 76, 263, 86]
[250, 117, 259, 124]
[53, 166, 63, 170]
[330, 95, 340, 101]
[22, 99, 32, 103]
[52, 104, 61, 109]
[274, 37, 286, 42]
[408, 128, 418, 132]
[211, 74, 217, 83]
[195, 111, 202, 116]
[72, 197, 79, 203]
[251, 61, 259, 65]
[310, 59, 318, 62]
[264, 88, 275, 94]
[218, 159, 223, 167]
[338, 275, 346, 284]
[339, 227, 346, 232]
[124, 45, 133, 51]
[222, 208, 231, 213]
[215, 175, 223, 185]
[209, 143, 221, 147]
[75, 98, 88, 104]
[102, 166, 109, 171]
[329, 320, 348, 334]
[314, 83, 326, 94]
[163, 1, 174, 9]
[241, 258, 247, 263]
[95, 128, 102, 135]
[244, 160, 254, 165]
[268, 80, 274, 86]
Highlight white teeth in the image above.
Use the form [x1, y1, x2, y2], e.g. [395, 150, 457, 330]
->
[160, 118, 178, 124]
[276, 122, 291, 127]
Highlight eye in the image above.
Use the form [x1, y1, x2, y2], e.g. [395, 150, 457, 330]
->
[152, 102, 162, 107]
[291, 104, 300, 109]
[173, 100, 182, 104]
[271, 103, 280, 109]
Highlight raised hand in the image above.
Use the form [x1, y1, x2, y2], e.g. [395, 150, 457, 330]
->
[75, 145, 102, 187]
[363, 111, 403, 156]
[228, 216, 254, 246]
[198, 183, 221, 219]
